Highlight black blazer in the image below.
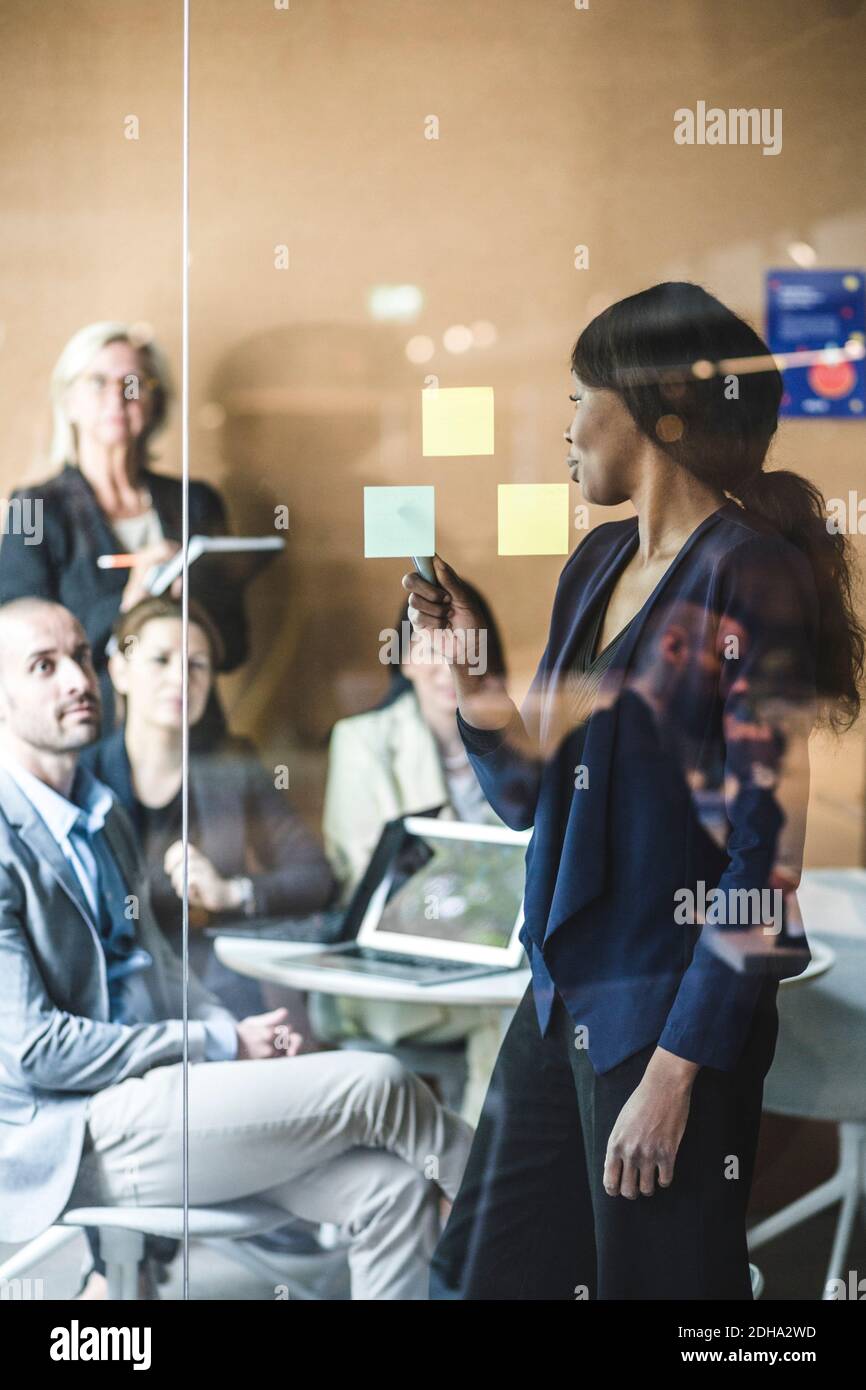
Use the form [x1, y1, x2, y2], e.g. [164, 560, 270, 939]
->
[0, 464, 248, 729]
[81, 729, 339, 1019]
[458, 501, 817, 1075]
[83, 727, 339, 940]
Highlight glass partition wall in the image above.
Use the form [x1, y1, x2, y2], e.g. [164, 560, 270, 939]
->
[1, 0, 865, 1312]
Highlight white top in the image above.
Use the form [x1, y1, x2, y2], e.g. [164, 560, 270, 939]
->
[110, 507, 164, 553]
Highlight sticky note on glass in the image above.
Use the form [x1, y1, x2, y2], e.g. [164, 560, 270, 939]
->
[498, 484, 570, 555]
[422, 387, 494, 457]
[364, 485, 435, 558]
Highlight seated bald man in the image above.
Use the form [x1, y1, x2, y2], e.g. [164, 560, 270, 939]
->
[0, 598, 472, 1299]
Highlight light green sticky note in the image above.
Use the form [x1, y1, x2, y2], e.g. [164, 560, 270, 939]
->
[422, 386, 495, 457]
[498, 484, 570, 555]
[364, 485, 436, 558]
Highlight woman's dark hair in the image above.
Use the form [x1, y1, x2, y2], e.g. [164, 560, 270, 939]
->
[375, 578, 508, 711]
[571, 281, 863, 730]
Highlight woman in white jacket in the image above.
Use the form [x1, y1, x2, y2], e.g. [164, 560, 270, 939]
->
[315, 586, 510, 1125]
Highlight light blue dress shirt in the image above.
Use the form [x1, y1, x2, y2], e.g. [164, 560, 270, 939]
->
[0, 754, 237, 1061]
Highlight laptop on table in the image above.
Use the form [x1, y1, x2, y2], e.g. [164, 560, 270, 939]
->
[208, 815, 531, 987]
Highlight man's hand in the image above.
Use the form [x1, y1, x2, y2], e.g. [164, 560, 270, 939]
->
[164, 840, 246, 914]
[236, 1007, 303, 1060]
[603, 1047, 699, 1198]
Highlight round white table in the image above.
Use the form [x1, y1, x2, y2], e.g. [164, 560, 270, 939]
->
[214, 921, 834, 1042]
[214, 937, 532, 1040]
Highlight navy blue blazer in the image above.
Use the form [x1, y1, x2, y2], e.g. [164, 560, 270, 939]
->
[81, 728, 339, 1017]
[459, 500, 817, 1074]
[83, 728, 338, 940]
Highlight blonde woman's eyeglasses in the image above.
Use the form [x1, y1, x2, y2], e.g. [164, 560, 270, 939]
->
[79, 372, 160, 399]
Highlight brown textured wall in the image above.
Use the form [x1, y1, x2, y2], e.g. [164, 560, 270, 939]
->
[1, 0, 864, 860]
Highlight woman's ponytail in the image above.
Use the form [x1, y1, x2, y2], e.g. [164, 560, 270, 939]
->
[736, 468, 863, 731]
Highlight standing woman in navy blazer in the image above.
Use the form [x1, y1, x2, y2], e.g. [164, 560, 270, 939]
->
[406, 282, 864, 1300]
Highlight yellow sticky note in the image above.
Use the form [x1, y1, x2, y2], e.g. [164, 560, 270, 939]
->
[498, 484, 570, 555]
[422, 387, 495, 457]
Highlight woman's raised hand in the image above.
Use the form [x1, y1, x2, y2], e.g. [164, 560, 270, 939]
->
[400, 554, 483, 673]
[400, 554, 514, 730]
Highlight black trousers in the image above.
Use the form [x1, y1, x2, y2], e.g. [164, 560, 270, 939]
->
[430, 983, 778, 1300]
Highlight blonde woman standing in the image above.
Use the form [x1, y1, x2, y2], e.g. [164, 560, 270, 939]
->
[0, 322, 247, 732]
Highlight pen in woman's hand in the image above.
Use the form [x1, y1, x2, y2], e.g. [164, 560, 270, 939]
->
[401, 554, 512, 729]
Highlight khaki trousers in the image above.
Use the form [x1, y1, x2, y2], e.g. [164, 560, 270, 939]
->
[67, 1049, 474, 1300]
[307, 994, 503, 1126]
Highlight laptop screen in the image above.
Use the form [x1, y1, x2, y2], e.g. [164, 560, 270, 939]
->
[358, 816, 531, 966]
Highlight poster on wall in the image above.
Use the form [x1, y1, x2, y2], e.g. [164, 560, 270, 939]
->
[765, 268, 865, 418]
